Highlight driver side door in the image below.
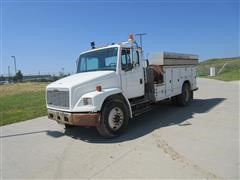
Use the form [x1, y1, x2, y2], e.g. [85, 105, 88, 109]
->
[120, 48, 145, 99]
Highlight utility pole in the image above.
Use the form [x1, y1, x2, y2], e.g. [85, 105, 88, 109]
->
[135, 33, 147, 49]
[8, 66, 11, 82]
[11, 56, 17, 75]
[135, 33, 147, 58]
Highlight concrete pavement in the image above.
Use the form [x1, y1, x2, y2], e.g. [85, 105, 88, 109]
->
[1, 78, 239, 179]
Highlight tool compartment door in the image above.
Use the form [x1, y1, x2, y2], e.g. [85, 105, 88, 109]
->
[172, 67, 181, 94]
[164, 67, 172, 96]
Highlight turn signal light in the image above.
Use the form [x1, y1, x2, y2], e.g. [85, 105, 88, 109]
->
[96, 85, 102, 92]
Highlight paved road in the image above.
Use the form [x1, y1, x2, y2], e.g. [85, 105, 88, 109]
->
[1, 78, 239, 179]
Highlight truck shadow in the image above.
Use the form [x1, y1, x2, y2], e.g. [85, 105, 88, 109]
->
[64, 98, 225, 143]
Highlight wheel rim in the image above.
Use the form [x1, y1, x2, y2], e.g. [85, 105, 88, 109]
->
[108, 107, 124, 131]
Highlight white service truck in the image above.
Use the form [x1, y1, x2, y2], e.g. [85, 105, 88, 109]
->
[46, 35, 198, 137]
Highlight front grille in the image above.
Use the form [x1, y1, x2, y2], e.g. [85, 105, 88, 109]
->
[47, 89, 69, 108]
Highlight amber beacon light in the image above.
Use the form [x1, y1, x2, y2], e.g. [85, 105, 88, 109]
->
[128, 34, 134, 42]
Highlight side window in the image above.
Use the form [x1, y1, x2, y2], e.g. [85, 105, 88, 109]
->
[121, 49, 132, 71]
[132, 50, 139, 64]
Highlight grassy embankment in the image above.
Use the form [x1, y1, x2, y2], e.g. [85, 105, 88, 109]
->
[0, 82, 47, 126]
[197, 57, 240, 81]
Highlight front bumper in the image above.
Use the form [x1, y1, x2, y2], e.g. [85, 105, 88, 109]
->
[47, 109, 100, 126]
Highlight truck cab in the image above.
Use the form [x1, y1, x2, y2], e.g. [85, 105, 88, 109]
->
[46, 35, 198, 137]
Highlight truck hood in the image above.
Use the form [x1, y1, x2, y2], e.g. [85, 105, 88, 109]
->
[47, 70, 121, 110]
[47, 70, 117, 89]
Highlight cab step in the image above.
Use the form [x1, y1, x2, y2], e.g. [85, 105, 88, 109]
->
[131, 98, 152, 117]
[132, 105, 152, 117]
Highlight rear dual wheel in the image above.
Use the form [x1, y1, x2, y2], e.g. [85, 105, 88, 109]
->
[173, 83, 193, 106]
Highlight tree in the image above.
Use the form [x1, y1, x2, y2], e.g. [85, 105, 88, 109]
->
[0, 75, 5, 81]
[13, 70, 23, 82]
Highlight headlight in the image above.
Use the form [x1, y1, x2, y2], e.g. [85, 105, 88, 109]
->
[83, 98, 92, 105]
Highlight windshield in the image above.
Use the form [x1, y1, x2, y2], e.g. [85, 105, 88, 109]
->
[77, 47, 118, 73]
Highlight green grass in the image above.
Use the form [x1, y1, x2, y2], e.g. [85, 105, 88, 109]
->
[0, 83, 47, 126]
[197, 57, 240, 81]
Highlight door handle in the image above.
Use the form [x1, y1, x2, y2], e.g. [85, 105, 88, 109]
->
[140, 79, 143, 84]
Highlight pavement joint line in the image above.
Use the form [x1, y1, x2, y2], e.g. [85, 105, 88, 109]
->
[152, 130, 221, 179]
[89, 147, 135, 178]
[53, 139, 75, 179]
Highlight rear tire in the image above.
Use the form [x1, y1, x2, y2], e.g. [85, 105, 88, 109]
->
[176, 83, 193, 106]
[97, 99, 129, 138]
[171, 96, 178, 105]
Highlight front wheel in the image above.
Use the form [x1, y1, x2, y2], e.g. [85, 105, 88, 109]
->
[64, 124, 74, 129]
[97, 99, 129, 138]
[176, 83, 193, 106]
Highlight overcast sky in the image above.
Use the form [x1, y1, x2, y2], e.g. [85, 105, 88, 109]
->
[1, 0, 239, 75]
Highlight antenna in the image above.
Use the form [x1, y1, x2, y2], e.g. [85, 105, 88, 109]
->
[135, 33, 147, 58]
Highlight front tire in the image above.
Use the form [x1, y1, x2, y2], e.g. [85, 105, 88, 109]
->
[176, 83, 193, 106]
[97, 99, 129, 138]
[64, 124, 74, 129]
